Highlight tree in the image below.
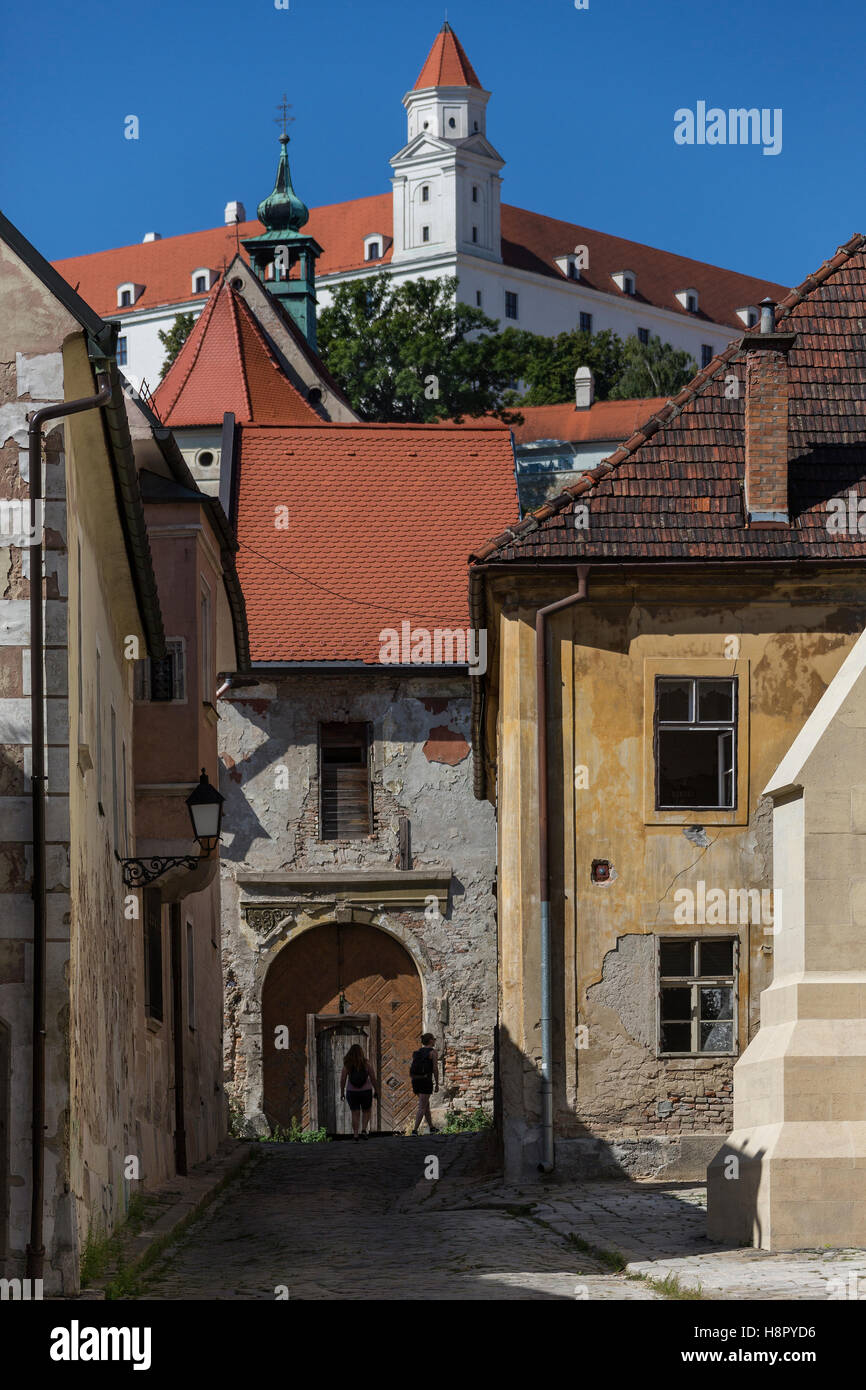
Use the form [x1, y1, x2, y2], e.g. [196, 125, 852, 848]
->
[609, 334, 696, 400]
[157, 313, 196, 378]
[517, 328, 626, 404]
[317, 274, 526, 422]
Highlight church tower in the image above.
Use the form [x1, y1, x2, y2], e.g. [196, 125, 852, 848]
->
[243, 120, 322, 348]
[390, 23, 504, 266]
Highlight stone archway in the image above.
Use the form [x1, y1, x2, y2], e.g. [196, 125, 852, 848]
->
[262, 921, 423, 1133]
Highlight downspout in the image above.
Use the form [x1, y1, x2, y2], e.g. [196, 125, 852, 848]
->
[25, 369, 112, 1281]
[170, 905, 187, 1175]
[536, 565, 590, 1173]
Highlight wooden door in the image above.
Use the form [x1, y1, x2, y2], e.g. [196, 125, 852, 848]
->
[309, 1015, 380, 1134]
[262, 923, 422, 1133]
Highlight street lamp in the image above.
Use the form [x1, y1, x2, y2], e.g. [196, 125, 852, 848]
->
[121, 768, 226, 888]
[186, 768, 225, 852]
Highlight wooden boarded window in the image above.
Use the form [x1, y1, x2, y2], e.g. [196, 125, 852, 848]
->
[319, 722, 372, 840]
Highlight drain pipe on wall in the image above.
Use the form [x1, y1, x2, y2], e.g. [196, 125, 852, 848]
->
[25, 370, 112, 1282]
[536, 565, 590, 1174]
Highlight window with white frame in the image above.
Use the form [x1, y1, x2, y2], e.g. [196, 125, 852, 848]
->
[117, 336, 128, 366]
[116, 282, 143, 308]
[505, 291, 519, 320]
[658, 937, 737, 1055]
[133, 639, 186, 703]
[655, 676, 737, 810]
[191, 268, 213, 294]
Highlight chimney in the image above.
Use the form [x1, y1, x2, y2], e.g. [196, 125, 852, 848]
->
[225, 201, 246, 225]
[142, 232, 161, 242]
[575, 365, 595, 410]
[741, 297, 796, 526]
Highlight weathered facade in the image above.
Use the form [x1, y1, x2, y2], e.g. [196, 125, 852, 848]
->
[218, 420, 519, 1135]
[470, 234, 866, 1180]
[0, 212, 246, 1293]
[220, 674, 496, 1132]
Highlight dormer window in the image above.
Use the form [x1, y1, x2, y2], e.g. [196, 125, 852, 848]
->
[363, 234, 389, 262]
[555, 254, 582, 281]
[116, 282, 143, 309]
[737, 305, 759, 328]
[612, 270, 636, 296]
[676, 288, 699, 313]
[192, 268, 214, 295]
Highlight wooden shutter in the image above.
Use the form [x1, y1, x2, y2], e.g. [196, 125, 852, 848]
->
[319, 723, 371, 839]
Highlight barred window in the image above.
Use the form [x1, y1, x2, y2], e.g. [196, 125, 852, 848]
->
[133, 639, 186, 703]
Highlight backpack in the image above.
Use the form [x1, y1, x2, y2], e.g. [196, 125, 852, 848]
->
[410, 1047, 433, 1079]
[349, 1065, 368, 1088]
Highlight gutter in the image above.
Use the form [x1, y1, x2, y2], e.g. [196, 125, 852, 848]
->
[535, 566, 590, 1174]
[25, 368, 112, 1282]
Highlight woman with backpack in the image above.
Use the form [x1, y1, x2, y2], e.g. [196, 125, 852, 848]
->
[409, 1033, 440, 1134]
[340, 1043, 378, 1140]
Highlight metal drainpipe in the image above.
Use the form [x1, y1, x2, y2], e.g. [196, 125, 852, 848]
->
[536, 565, 590, 1174]
[25, 371, 112, 1281]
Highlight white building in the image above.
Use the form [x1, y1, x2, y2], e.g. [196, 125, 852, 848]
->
[52, 23, 786, 394]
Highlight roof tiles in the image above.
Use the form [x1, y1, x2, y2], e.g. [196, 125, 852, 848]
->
[233, 423, 519, 663]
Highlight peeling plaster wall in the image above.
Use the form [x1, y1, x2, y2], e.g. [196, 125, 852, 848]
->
[218, 673, 497, 1128]
[491, 572, 866, 1175]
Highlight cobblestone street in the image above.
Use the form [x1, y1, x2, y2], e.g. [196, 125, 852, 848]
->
[133, 1136, 657, 1301]
[127, 1136, 866, 1302]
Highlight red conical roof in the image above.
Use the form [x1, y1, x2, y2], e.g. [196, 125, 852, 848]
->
[413, 22, 482, 90]
[152, 277, 321, 428]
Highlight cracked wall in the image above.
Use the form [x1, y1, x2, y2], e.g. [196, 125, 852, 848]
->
[218, 673, 497, 1129]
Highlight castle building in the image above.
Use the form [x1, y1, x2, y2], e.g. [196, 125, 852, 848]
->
[52, 24, 786, 394]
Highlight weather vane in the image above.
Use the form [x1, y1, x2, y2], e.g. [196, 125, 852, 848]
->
[274, 94, 295, 138]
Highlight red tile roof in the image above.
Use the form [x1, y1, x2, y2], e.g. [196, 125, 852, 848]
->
[51, 197, 784, 330]
[512, 398, 668, 446]
[151, 277, 320, 427]
[233, 423, 519, 662]
[471, 233, 866, 565]
[414, 22, 482, 90]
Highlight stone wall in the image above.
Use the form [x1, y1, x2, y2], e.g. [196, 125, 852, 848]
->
[218, 672, 497, 1131]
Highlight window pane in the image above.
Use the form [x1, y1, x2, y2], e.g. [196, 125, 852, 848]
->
[698, 679, 734, 723]
[657, 729, 725, 807]
[661, 986, 691, 1020]
[699, 939, 734, 976]
[700, 986, 733, 1021]
[661, 1022, 691, 1052]
[700, 1021, 733, 1051]
[659, 940, 693, 976]
[657, 678, 692, 722]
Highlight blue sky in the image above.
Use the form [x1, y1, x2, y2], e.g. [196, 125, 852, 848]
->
[1, 0, 861, 287]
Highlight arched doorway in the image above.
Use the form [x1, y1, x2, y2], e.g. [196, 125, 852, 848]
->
[262, 922, 423, 1134]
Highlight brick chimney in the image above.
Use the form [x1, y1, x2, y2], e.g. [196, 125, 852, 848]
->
[741, 297, 796, 526]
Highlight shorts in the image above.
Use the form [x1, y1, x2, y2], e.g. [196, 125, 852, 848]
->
[346, 1089, 373, 1112]
[411, 1078, 434, 1096]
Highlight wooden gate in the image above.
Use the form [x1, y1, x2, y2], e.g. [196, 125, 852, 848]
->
[262, 922, 423, 1133]
[308, 1014, 380, 1134]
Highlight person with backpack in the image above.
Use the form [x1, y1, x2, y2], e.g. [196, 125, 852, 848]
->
[340, 1043, 378, 1140]
[409, 1033, 440, 1134]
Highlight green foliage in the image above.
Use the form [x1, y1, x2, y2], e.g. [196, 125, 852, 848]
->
[256, 1116, 330, 1143]
[318, 274, 525, 423]
[318, 277, 695, 418]
[441, 1107, 494, 1133]
[517, 328, 626, 405]
[157, 312, 196, 378]
[609, 333, 696, 399]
